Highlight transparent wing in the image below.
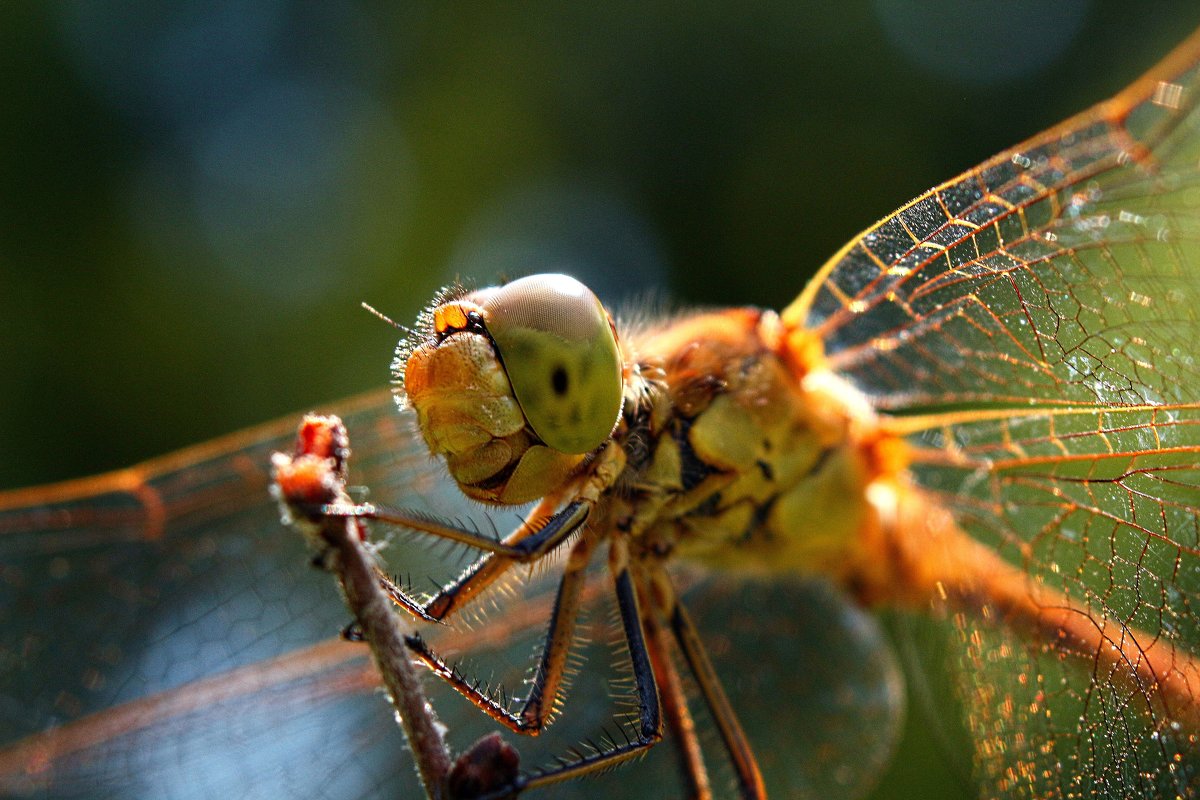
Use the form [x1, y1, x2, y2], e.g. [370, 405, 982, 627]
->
[902, 405, 1200, 798]
[0, 390, 903, 799]
[681, 576, 904, 800]
[0, 390, 420, 798]
[785, 29, 1200, 411]
[783, 29, 1200, 799]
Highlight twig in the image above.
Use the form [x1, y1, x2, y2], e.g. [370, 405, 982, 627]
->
[273, 414, 452, 799]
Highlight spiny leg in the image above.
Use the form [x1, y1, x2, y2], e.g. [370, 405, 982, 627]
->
[518, 538, 664, 793]
[640, 582, 712, 800]
[311, 497, 589, 623]
[653, 569, 766, 800]
[380, 495, 563, 623]
[327, 441, 626, 624]
[325, 498, 591, 562]
[406, 532, 597, 733]
[400, 532, 667, 796]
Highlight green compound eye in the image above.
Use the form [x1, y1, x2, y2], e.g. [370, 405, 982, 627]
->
[470, 274, 623, 454]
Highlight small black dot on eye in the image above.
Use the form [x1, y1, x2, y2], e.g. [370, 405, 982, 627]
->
[551, 366, 569, 395]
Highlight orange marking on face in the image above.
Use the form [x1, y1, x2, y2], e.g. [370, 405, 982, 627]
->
[434, 303, 471, 334]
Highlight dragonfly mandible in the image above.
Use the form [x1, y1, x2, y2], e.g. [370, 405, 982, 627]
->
[4, 21, 1200, 800]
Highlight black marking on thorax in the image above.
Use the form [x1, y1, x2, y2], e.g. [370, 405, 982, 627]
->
[673, 417, 716, 492]
[755, 459, 774, 482]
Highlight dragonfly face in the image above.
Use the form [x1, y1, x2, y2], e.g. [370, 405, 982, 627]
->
[400, 274, 624, 504]
[4, 19, 1200, 800]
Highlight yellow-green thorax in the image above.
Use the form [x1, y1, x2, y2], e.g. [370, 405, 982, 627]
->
[611, 307, 889, 584]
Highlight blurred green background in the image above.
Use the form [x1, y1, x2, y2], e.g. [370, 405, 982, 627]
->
[3, 2, 1199, 797]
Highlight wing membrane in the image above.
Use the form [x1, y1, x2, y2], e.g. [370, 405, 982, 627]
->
[789, 28, 1200, 799]
[785, 28, 1200, 410]
[898, 403, 1200, 798]
[0, 390, 433, 796]
[0, 387, 904, 800]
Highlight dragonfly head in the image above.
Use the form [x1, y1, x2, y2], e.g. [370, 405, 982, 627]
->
[396, 273, 625, 505]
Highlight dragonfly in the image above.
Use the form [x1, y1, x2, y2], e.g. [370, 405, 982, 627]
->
[4, 22, 1200, 800]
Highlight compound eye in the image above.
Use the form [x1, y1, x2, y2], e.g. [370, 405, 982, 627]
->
[470, 274, 623, 454]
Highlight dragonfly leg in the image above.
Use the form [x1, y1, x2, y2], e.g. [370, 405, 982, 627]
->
[377, 491, 601, 624]
[405, 533, 598, 734]
[325, 499, 590, 561]
[373, 496, 566, 623]
[325, 441, 626, 561]
[516, 538, 665, 794]
[640, 580, 713, 800]
[346, 443, 627, 623]
[407, 537, 667, 796]
[379, 550, 518, 623]
[372, 493, 596, 624]
[653, 569, 766, 800]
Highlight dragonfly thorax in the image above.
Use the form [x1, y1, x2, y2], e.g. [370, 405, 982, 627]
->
[611, 308, 890, 586]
